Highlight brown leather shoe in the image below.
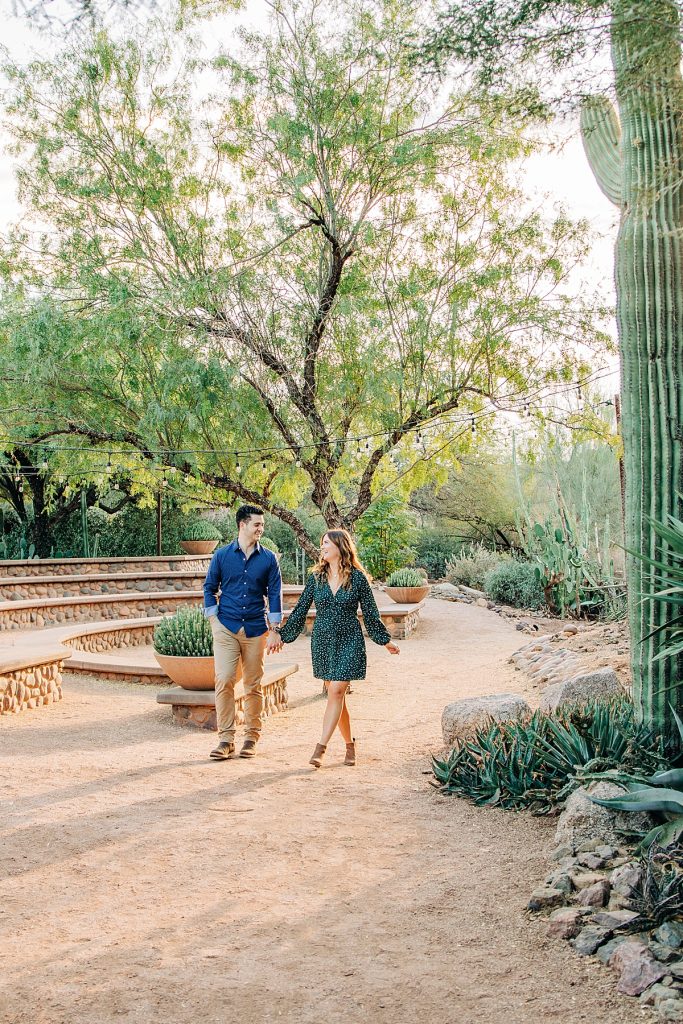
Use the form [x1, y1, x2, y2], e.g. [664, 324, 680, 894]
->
[210, 741, 235, 761]
[344, 740, 356, 766]
[309, 743, 326, 768]
[239, 739, 257, 758]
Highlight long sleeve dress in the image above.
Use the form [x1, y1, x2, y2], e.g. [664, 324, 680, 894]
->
[280, 567, 392, 681]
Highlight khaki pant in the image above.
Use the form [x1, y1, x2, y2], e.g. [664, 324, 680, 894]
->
[211, 619, 267, 743]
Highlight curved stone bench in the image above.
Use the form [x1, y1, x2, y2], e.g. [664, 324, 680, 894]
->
[0, 570, 207, 602]
[0, 554, 211, 577]
[0, 648, 69, 715]
[157, 662, 298, 730]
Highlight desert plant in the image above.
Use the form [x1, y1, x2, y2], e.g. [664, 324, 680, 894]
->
[385, 567, 425, 587]
[445, 542, 506, 589]
[181, 519, 222, 542]
[630, 844, 683, 928]
[153, 607, 214, 657]
[356, 497, 416, 580]
[484, 560, 544, 609]
[591, 766, 683, 851]
[628, 510, 683, 664]
[433, 698, 666, 815]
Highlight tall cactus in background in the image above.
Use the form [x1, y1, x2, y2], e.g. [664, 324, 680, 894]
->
[580, 0, 683, 742]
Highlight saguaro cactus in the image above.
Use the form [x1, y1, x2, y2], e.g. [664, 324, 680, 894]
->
[580, 0, 683, 742]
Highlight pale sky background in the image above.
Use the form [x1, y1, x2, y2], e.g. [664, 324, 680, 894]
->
[0, 0, 621, 396]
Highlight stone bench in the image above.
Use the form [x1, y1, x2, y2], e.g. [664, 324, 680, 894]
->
[0, 554, 211, 577]
[283, 598, 426, 640]
[0, 570, 206, 602]
[0, 648, 69, 715]
[156, 662, 298, 730]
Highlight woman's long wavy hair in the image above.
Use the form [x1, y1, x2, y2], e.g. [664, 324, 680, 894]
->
[312, 529, 369, 589]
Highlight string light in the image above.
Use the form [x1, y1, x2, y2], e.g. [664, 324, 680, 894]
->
[470, 416, 476, 435]
[234, 453, 241, 474]
[40, 459, 48, 471]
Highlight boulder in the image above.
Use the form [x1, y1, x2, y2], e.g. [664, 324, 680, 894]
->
[539, 668, 623, 713]
[655, 923, 683, 949]
[441, 693, 531, 746]
[555, 781, 655, 850]
[576, 879, 611, 907]
[430, 583, 465, 602]
[572, 924, 612, 955]
[610, 862, 643, 897]
[546, 907, 589, 940]
[527, 887, 566, 912]
[609, 940, 666, 996]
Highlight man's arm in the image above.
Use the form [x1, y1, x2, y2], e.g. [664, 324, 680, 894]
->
[203, 550, 222, 617]
[266, 552, 283, 628]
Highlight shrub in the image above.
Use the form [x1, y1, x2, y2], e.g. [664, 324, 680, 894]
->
[484, 560, 544, 609]
[153, 607, 213, 657]
[278, 554, 298, 583]
[259, 535, 280, 554]
[356, 496, 416, 579]
[386, 567, 426, 587]
[413, 530, 461, 579]
[181, 519, 222, 542]
[432, 698, 666, 816]
[445, 542, 506, 589]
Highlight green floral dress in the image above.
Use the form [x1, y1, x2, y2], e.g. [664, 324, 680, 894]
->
[280, 567, 392, 681]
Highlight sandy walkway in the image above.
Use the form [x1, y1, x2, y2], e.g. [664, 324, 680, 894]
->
[0, 599, 654, 1024]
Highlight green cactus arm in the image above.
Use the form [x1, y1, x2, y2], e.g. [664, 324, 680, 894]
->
[580, 96, 623, 207]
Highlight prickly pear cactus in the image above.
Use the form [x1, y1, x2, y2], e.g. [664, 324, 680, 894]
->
[580, 0, 683, 742]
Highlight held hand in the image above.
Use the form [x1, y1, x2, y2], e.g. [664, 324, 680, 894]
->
[266, 630, 283, 655]
[385, 641, 400, 655]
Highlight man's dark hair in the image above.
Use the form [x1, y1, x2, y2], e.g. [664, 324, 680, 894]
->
[236, 504, 264, 529]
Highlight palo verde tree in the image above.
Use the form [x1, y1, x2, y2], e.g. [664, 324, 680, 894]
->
[1, 0, 608, 556]
[417, 1, 683, 741]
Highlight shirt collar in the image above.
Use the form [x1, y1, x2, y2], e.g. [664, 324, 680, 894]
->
[233, 538, 261, 555]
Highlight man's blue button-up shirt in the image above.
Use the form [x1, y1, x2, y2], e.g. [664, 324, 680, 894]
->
[203, 540, 283, 637]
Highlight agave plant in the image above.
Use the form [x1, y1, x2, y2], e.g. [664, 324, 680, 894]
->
[633, 510, 683, 663]
[590, 708, 683, 849]
[432, 698, 666, 816]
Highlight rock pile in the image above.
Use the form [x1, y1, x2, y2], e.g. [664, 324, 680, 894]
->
[528, 786, 683, 1021]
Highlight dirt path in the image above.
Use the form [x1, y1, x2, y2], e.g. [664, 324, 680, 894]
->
[0, 599, 654, 1024]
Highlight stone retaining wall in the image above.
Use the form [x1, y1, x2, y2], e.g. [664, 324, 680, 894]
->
[61, 623, 156, 653]
[0, 573, 206, 601]
[0, 592, 202, 631]
[1, 657, 64, 714]
[0, 555, 211, 577]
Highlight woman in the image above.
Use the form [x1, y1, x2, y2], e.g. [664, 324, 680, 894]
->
[279, 529, 400, 768]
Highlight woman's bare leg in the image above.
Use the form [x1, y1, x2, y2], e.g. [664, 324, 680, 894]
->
[320, 680, 349, 746]
[337, 693, 352, 743]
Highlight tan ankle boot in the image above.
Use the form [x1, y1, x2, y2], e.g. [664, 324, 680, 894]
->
[344, 740, 356, 766]
[309, 743, 327, 767]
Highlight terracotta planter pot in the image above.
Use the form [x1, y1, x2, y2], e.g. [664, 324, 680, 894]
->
[383, 585, 430, 604]
[153, 652, 243, 690]
[180, 540, 219, 555]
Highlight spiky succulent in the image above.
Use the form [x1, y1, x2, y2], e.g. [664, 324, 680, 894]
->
[153, 607, 214, 657]
[386, 567, 425, 587]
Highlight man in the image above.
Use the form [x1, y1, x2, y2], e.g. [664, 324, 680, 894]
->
[203, 504, 283, 761]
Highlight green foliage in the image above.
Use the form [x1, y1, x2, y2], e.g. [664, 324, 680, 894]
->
[629, 510, 683, 664]
[445, 542, 507, 589]
[259, 535, 280, 555]
[278, 554, 298, 584]
[385, 567, 425, 587]
[181, 519, 222, 542]
[0, 0, 609, 553]
[412, 528, 462, 579]
[484, 560, 544, 609]
[630, 844, 683, 928]
[513, 439, 622, 618]
[356, 497, 416, 580]
[432, 698, 666, 815]
[153, 607, 213, 658]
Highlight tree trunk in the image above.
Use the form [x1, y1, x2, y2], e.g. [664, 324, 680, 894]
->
[582, 0, 683, 742]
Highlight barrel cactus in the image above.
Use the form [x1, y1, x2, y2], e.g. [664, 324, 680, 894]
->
[580, 0, 683, 742]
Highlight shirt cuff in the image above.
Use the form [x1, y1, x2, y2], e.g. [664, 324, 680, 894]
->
[267, 612, 283, 625]
[204, 605, 219, 618]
